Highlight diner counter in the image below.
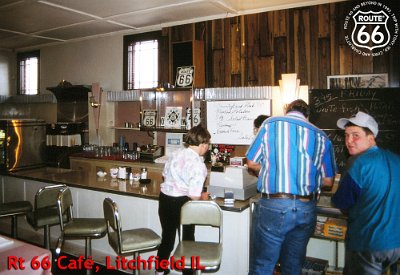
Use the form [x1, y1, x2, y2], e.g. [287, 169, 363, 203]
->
[0, 159, 345, 272]
[8, 164, 341, 215]
[1, 165, 253, 274]
[8, 165, 252, 212]
[66, 155, 342, 214]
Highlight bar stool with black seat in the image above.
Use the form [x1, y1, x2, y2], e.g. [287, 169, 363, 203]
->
[55, 186, 107, 275]
[173, 200, 223, 275]
[103, 197, 161, 275]
[26, 184, 66, 249]
[0, 200, 32, 238]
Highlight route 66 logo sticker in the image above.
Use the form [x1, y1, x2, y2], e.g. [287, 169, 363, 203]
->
[351, 10, 390, 51]
[344, 2, 398, 56]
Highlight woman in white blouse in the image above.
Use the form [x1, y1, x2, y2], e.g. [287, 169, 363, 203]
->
[156, 125, 211, 275]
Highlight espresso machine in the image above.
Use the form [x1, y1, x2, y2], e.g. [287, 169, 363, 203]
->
[45, 122, 86, 168]
[46, 84, 90, 168]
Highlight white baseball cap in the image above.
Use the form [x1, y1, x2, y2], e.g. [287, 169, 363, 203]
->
[337, 111, 379, 137]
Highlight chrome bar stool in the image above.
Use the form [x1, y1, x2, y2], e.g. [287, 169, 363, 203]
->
[55, 186, 107, 275]
[103, 197, 161, 275]
[0, 200, 32, 238]
[173, 200, 223, 275]
[27, 184, 66, 249]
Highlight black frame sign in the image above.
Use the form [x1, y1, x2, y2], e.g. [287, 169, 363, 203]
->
[175, 66, 194, 88]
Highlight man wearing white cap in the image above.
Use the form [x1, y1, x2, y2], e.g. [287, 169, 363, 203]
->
[332, 111, 400, 275]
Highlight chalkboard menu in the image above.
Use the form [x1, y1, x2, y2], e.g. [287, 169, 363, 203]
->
[309, 88, 400, 173]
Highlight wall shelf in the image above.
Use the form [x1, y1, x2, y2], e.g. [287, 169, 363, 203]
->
[140, 126, 187, 133]
[112, 127, 141, 131]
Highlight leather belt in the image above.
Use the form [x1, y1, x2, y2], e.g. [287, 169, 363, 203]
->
[261, 192, 316, 202]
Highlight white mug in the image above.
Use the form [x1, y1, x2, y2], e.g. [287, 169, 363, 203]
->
[118, 167, 127, 179]
[110, 168, 118, 178]
[97, 171, 107, 177]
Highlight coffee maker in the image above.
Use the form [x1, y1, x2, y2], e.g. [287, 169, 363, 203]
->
[46, 84, 90, 168]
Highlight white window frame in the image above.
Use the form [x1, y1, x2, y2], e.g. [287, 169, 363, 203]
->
[17, 50, 40, 95]
[124, 32, 160, 90]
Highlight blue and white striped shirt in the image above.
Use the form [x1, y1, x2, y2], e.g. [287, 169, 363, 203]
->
[246, 111, 336, 195]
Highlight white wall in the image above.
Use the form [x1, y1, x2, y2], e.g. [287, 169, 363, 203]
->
[40, 35, 124, 93]
[39, 35, 127, 145]
[0, 50, 16, 96]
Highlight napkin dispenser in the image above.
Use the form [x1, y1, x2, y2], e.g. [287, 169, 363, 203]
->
[140, 145, 163, 162]
[209, 166, 258, 200]
[118, 166, 131, 179]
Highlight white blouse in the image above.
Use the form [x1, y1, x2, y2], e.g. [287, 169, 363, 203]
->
[160, 147, 207, 197]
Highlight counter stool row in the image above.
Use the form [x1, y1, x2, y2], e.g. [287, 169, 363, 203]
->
[0, 185, 222, 275]
[0, 185, 162, 275]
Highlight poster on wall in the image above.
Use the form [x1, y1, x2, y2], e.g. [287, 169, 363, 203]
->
[206, 100, 271, 145]
[165, 133, 184, 157]
[327, 73, 388, 89]
[165, 106, 182, 129]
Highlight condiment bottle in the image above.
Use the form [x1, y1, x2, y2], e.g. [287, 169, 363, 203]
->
[140, 168, 148, 179]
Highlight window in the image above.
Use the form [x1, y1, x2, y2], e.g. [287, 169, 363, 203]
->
[17, 50, 40, 95]
[124, 31, 161, 90]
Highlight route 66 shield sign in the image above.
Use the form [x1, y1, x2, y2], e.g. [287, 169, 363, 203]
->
[175, 66, 194, 87]
[351, 10, 390, 51]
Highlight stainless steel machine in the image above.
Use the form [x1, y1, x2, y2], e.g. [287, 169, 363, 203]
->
[209, 166, 258, 200]
[46, 84, 90, 168]
[0, 119, 46, 172]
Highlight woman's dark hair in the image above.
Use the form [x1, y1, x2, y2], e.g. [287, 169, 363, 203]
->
[286, 99, 310, 118]
[184, 125, 211, 147]
[254, 115, 269, 128]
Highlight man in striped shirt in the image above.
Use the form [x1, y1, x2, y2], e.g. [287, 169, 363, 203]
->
[246, 99, 336, 275]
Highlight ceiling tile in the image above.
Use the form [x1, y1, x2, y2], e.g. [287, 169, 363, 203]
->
[115, 1, 229, 28]
[0, 0, 337, 50]
[0, 1, 93, 34]
[39, 20, 130, 40]
[0, 34, 55, 49]
[41, 0, 188, 17]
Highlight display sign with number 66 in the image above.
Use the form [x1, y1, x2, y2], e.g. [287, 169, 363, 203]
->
[186, 108, 201, 129]
[142, 110, 157, 127]
[175, 66, 194, 87]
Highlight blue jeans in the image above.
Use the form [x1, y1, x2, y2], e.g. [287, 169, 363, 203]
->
[248, 198, 317, 275]
[344, 248, 400, 275]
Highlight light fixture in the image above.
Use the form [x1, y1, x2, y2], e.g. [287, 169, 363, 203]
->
[155, 83, 164, 92]
[279, 73, 300, 105]
[91, 83, 102, 142]
[89, 96, 100, 108]
[272, 73, 309, 116]
[156, 82, 174, 92]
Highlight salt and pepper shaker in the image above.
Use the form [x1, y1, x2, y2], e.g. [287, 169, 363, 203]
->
[140, 168, 148, 179]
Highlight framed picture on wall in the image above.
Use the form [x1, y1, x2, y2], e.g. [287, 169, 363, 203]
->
[327, 73, 388, 89]
[165, 106, 182, 129]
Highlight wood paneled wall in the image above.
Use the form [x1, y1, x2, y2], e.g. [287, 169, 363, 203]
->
[162, 1, 399, 89]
